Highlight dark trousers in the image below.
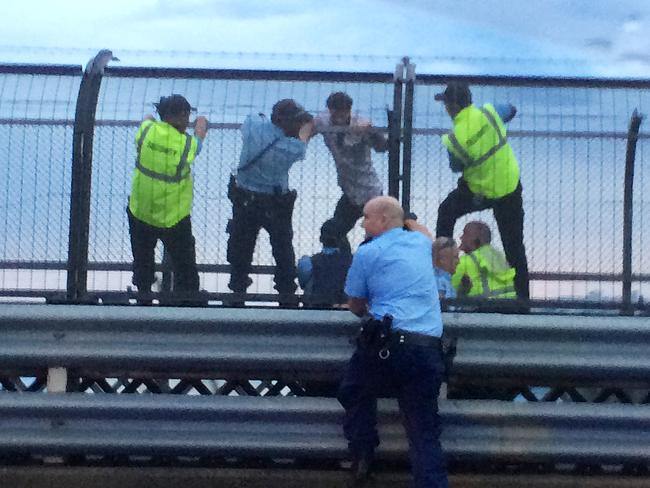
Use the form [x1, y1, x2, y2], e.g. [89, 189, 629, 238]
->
[337, 342, 448, 488]
[127, 208, 199, 293]
[436, 179, 530, 301]
[226, 191, 297, 294]
[324, 193, 364, 253]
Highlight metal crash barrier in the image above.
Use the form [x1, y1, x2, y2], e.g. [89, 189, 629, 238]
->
[0, 304, 649, 478]
[0, 394, 648, 466]
[1, 305, 650, 387]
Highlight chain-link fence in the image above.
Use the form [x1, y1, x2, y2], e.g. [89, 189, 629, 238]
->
[87, 67, 395, 297]
[410, 76, 650, 306]
[0, 65, 80, 296]
[1, 53, 649, 311]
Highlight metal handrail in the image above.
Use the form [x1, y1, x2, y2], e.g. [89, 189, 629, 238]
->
[1, 305, 649, 387]
[0, 394, 648, 465]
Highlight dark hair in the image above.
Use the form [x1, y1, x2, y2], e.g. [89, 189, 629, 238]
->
[467, 221, 491, 245]
[271, 99, 313, 137]
[320, 220, 340, 248]
[154, 94, 194, 119]
[326, 92, 353, 111]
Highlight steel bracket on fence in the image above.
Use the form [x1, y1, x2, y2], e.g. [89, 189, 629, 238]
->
[65, 50, 118, 303]
[621, 109, 644, 315]
[401, 57, 416, 214]
[387, 57, 416, 212]
[387, 59, 406, 199]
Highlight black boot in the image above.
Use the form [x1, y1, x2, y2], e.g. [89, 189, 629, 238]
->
[222, 291, 246, 308]
[278, 292, 299, 308]
[349, 452, 374, 487]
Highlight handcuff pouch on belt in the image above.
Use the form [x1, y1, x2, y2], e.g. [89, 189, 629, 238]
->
[357, 314, 393, 359]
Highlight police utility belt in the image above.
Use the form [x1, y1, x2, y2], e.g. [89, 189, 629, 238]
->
[228, 175, 297, 207]
[356, 314, 441, 359]
[227, 135, 297, 207]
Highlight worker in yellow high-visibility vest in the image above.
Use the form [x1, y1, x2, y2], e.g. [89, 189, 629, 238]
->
[452, 221, 516, 300]
[434, 82, 529, 307]
[127, 94, 208, 304]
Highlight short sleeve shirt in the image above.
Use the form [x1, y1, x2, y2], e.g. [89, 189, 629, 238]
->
[434, 267, 456, 299]
[236, 114, 307, 195]
[345, 227, 443, 337]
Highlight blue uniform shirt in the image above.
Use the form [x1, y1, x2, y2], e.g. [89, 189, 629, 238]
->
[236, 114, 307, 194]
[345, 227, 443, 337]
[434, 267, 456, 299]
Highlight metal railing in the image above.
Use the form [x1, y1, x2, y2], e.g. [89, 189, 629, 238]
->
[1, 305, 649, 400]
[1, 394, 649, 466]
[1, 51, 650, 312]
[0, 305, 649, 474]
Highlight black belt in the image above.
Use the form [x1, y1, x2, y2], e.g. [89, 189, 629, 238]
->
[391, 330, 441, 348]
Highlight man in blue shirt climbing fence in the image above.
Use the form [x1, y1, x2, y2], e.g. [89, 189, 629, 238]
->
[226, 99, 314, 306]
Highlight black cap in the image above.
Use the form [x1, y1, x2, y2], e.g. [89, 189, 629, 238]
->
[434, 82, 472, 106]
[154, 94, 196, 117]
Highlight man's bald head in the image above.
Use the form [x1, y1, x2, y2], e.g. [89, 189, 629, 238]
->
[369, 196, 404, 223]
[362, 196, 404, 237]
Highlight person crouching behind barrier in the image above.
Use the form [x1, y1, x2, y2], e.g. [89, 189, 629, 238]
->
[127, 94, 208, 305]
[404, 216, 459, 300]
[434, 237, 460, 300]
[297, 220, 352, 308]
[226, 99, 314, 307]
[452, 221, 516, 300]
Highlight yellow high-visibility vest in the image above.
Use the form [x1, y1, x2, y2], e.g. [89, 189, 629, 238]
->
[128, 120, 198, 228]
[451, 244, 516, 299]
[442, 103, 519, 198]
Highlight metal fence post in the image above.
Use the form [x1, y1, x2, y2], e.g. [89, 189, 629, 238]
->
[401, 58, 415, 214]
[387, 60, 405, 200]
[622, 109, 644, 314]
[66, 50, 118, 303]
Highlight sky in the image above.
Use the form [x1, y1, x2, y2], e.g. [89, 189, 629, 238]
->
[1, 0, 650, 77]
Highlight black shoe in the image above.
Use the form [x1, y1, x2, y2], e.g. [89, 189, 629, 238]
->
[135, 289, 153, 306]
[350, 454, 373, 487]
[222, 292, 245, 308]
[278, 293, 299, 308]
[513, 297, 531, 314]
[187, 290, 210, 306]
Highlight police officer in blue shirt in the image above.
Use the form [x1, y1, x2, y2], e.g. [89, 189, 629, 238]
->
[338, 196, 448, 487]
[226, 99, 314, 305]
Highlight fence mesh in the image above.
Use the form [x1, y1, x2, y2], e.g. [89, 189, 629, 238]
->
[0, 69, 79, 294]
[411, 80, 650, 303]
[87, 73, 393, 295]
[1, 61, 650, 308]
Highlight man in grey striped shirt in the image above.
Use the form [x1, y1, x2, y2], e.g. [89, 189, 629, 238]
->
[314, 92, 388, 252]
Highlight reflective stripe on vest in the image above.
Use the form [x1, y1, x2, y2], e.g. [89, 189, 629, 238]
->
[467, 252, 516, 299]
[135, 124, 193, 183]
[447, 107, 507, 169]
[443, 104, 519, 199]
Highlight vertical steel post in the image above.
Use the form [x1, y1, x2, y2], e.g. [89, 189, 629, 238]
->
[401, 58, 415, 214]
[387, 60, 405, 199]
[66, 50, 117, 302]
[622, 109, 643, 314]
